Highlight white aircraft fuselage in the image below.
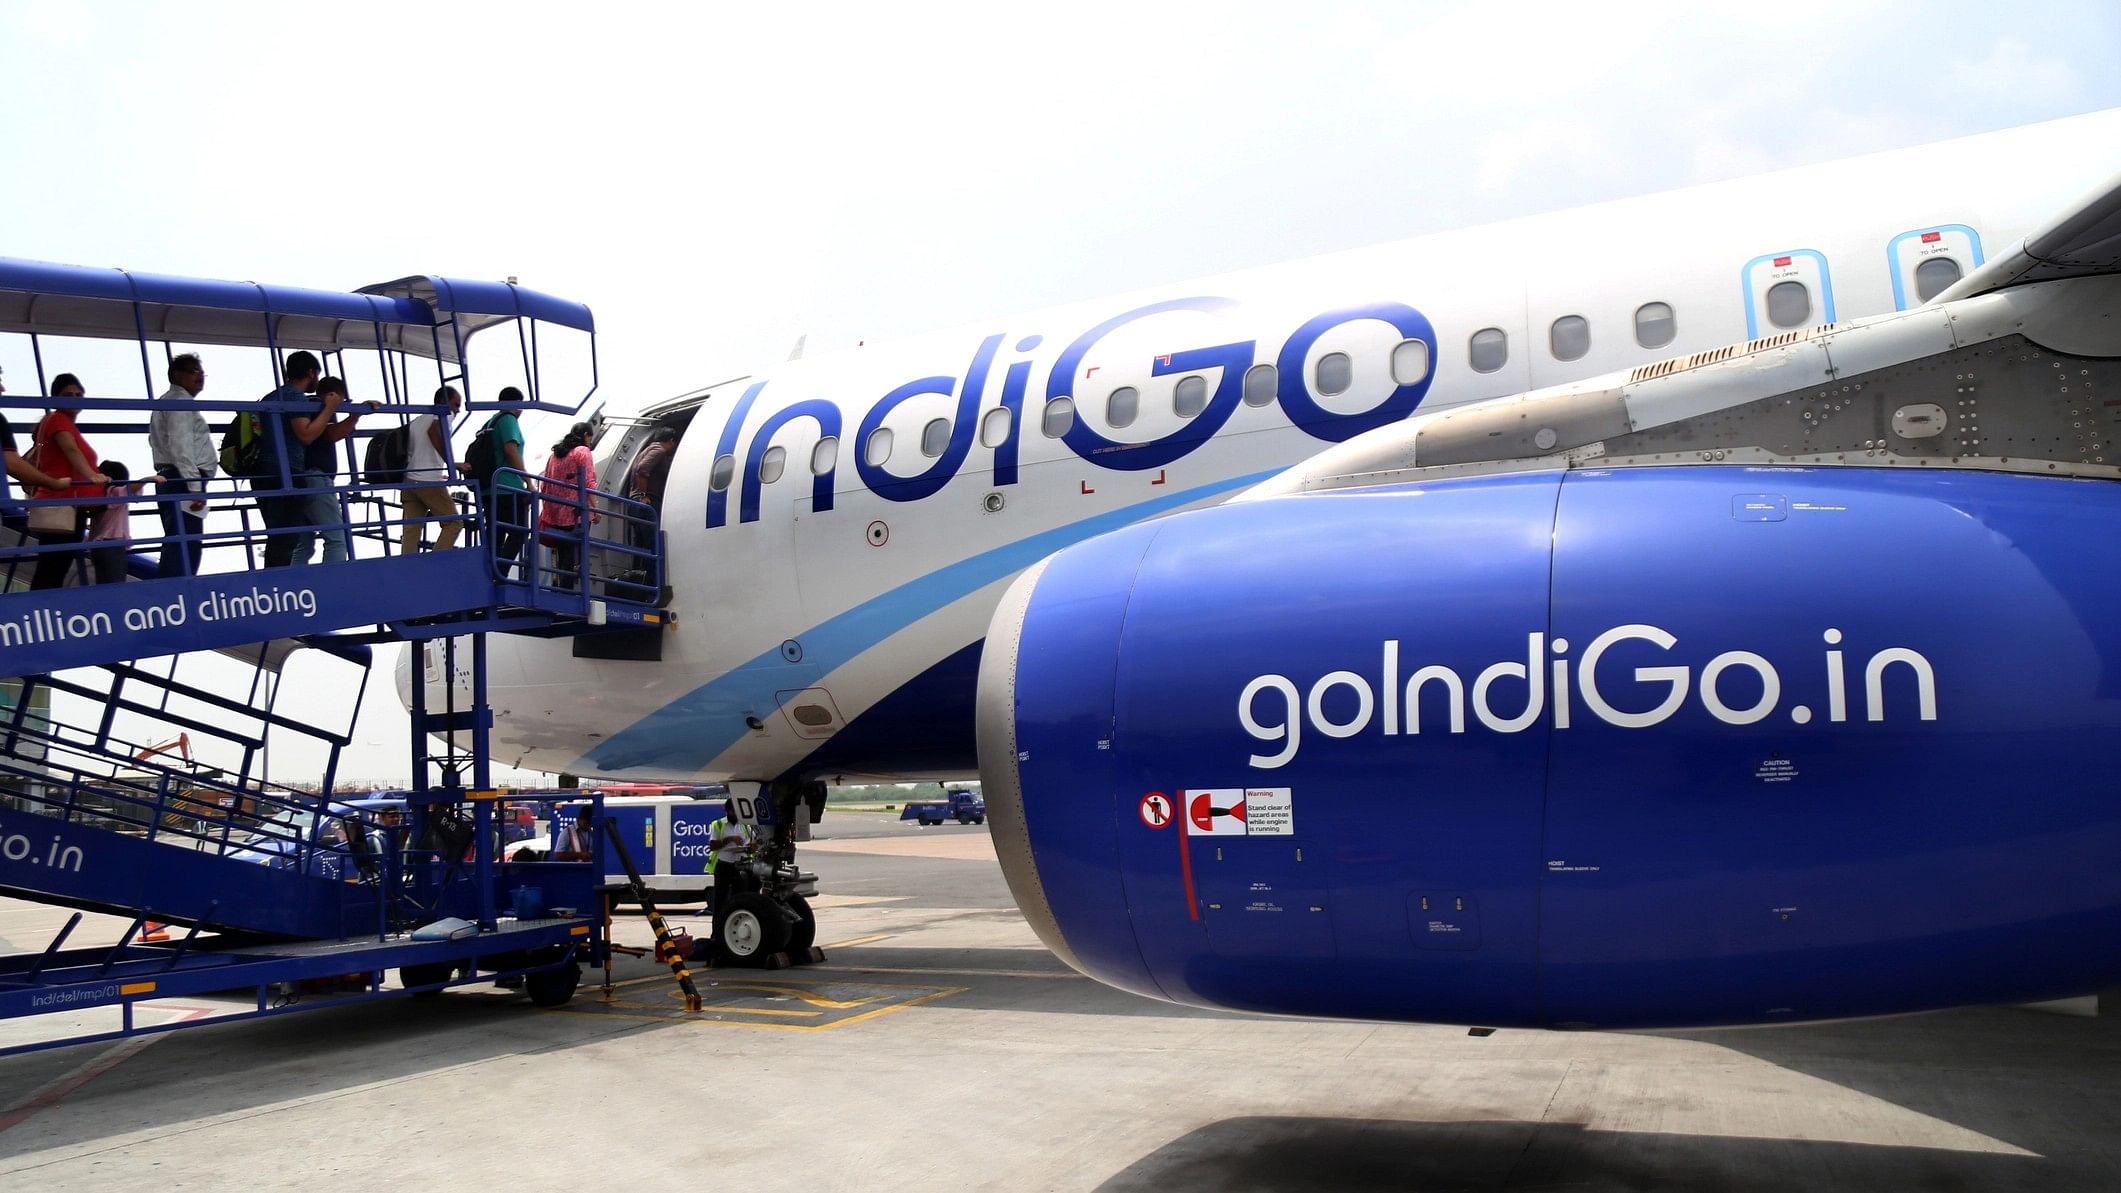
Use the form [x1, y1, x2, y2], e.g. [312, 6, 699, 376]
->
[404, 109, 2121, 784]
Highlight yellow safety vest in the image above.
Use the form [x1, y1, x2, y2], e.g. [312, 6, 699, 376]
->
[707, 817, 736, 875]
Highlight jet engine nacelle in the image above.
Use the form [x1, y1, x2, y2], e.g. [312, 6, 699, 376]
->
[978, 466, 2121, 1028]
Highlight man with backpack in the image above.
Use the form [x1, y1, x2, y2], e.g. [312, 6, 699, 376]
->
[399, 385, 465, 554]
[248, 352, 320, 567]
[251, 353, 374, 567]
[464, 386, 529, 577]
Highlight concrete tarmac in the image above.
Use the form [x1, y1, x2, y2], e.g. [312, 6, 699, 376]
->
[5, 812, 2121, 1191]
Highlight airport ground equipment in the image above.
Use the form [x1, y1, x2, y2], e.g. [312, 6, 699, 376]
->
[602, 816, 702, 1010]
[0, 257, 668, 1055]
[899, 789, 984, 826]
[560, 790, 820, 967]
[556, 790, 821, 921]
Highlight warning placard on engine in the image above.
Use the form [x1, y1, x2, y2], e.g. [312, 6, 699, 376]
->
[1243, 788, 1293, 835]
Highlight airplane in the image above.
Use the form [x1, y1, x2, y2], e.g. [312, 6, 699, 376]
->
[407, 108, 2118, 789]
[408, 109, 2121, 1025]
[978, 157, 2121, 1029]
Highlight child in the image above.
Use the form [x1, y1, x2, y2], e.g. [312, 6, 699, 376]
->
[88, 461, 164, 584]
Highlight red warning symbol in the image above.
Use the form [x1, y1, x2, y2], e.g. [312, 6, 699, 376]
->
[1186, 789, 1248, 835]
[1139, 792, 1174, 830]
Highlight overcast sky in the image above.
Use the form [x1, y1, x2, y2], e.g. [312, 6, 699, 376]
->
[5, 1, 2118, 784]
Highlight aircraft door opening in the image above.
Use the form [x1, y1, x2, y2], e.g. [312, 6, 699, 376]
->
[1887, 224, 1983, 309]
[1740, 249, 1836, 340]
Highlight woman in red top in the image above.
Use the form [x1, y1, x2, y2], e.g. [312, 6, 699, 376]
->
[537, 421, 598, 591]
[29, 373, 109, 590]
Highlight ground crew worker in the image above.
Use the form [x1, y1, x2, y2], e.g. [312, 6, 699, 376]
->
[708, 799, 752, 941]
[551, 804, 593, 861]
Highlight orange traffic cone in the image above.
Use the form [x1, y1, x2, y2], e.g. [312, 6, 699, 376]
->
[141, 921, 170, 943]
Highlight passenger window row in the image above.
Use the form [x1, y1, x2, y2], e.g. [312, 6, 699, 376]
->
[718, 336, 1436, 482]
[1469, 302, 1678, 373]
[716, 245, 1977, 489]
[1483, 246, 1968, 370]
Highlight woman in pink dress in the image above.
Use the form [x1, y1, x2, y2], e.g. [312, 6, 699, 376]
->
[537, 422, 598, 591]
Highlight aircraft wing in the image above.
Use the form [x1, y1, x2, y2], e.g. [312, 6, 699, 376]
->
[1938, 169, 2121, 300]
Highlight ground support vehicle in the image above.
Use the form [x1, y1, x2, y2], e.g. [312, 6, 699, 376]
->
[899, 790, 985, 826]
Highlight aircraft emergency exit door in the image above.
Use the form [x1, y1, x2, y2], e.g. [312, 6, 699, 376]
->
[1741, 249, 1836, 340]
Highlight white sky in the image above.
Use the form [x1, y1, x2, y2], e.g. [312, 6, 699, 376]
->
[5, 1, 2118, 784]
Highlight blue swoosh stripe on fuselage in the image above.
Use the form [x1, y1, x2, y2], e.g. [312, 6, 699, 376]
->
[584, 469, 1284, 774]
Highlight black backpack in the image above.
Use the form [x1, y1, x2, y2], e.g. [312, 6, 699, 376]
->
[463, 418, 500, 487]
[363, 424, 411, 485]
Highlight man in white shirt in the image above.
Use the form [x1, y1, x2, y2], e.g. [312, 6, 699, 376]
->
[148, 353, 215, 576]
[400, 385, 465, 554]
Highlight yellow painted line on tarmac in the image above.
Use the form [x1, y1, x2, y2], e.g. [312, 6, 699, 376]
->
[813, 987, 965, 1030]
[823, 964, 1085, 981]
[552, 1006, 944, 1033]
[820, 933, 894, 949]
[688, 981, 890, 1011]
[553, 975, 966, 1032]
[606, 997, 821, 1018]
[592, 972, 893, 1009]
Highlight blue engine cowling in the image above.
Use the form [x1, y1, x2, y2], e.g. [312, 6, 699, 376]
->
[977, 466, 2121, 1028]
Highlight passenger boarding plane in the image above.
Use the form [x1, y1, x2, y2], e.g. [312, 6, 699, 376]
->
[407, 109, 2115, 793]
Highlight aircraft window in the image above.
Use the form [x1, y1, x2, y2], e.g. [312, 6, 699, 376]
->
[1914, 256, 1962, 302]
[1107, 386, 1139, 429]
[921, 417, 951, 458]
[1315, 352, 1352, 396]
[758, 445, 787, 484]
[1634, 302, 1676, 349]
[1042, 396, 1076, 437]
[1468, 328, 1507, 373]
[980, 407, 1012, 448]
[709, 454, 735, 491]
[811, 436, 838, 475]
[1173, 375, 1208, 418]
[1243, 363, 1277, 406]
[1389, 340, 1430, 386]
[1549, 315, 1590, 362]
[1765, 281, 1811, 329]
[865, 427, 893, 466]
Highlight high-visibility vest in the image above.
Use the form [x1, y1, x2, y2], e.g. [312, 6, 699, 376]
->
[708, 817, 740, 875]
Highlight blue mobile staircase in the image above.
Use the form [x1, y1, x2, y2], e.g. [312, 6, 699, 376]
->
[0, 258, 668, 1055]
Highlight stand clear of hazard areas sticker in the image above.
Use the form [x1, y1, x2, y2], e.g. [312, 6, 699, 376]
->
[1184, 788, 1294, 836]
[1139, 791, 1174, 830]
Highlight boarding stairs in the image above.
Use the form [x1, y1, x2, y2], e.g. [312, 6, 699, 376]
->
[0, 256, 661, 1053]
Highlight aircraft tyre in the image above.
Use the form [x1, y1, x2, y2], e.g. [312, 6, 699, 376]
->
[525, 961, 581, 1007]
[783, 895, 817, 955]
[715, 893, 790, 967]
[401, 962, 454, 995]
